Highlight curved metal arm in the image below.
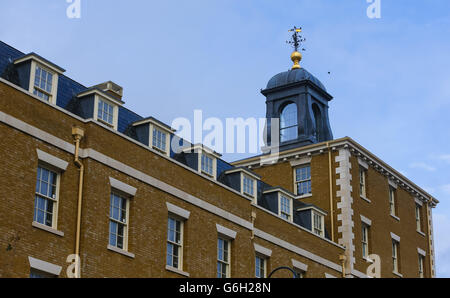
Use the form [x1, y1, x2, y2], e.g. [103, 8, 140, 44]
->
[268, 266, 299, 278]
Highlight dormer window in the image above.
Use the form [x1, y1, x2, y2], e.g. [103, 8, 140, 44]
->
[133, 117, 173, 156]
[297, 205, 327, 237]
[312, 211, 324, 237]
[243, 175, 255, 197]
[152, 127, 167, 152]
[97, 98, 114, 126]
[33, 65, 54, 101]
[201, 153, 214, 176]
[14, 53, 65, 105]
[279, 195, 292, 221]
[77, 88, 123, 131]
[224, 168, 260, 201]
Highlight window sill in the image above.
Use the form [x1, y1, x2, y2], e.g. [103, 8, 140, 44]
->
[152, 146, 168, 156]
[417, 230, 426, 237]
[32, 222, 64, 237]
[166, 265, 190, 277]
[392, 271, 403, 278]
[390, 214, 400, 222]
[360, 195, 371, 203]
[296, 193, 312, 200]
[107, 245, 135, 259]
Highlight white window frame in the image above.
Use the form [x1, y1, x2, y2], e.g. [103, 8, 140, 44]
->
[392, 240, 399, 274]
[279, 194, 293, 222]
[418, 254, 425, 278]
[217, 237, 231, 278]
[242, 174, 257, 199]
[34, 164, 61, 231]
[151, 125, 170, 155]
[167, 215, 184, 271]
[255, 255, 267, 278]
[312, 210, 325, 237]
[359, 166, 367, 198]
[415, 204, 422, 232]
[25, 60, 61, 105]
[294, 164, 312, 197]
[91, 93, 120, 130]
[108, 192, 130, 252]
[362, 223, 369, 259]
[389, 186, 397, 217]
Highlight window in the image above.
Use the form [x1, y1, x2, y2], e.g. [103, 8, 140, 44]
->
[33, 65, 54, 101]
[34, 166, 59, 228]
[29, 269, 57, 278]
[313, 211, 324, 237]
[255, 256, 266, 278]
[418, 254, 425, 278]
[243, 175, 255, 197]
[201, 153, 214, 176]
[97, 99, 114, 126]
[280, 103, 298, 142]
[392, 240, 399, 273]
[279, 195, 292, 221]
[362, 224, 370, 258]
[152, 127, 167, 152]
[109, 193, 129, 250]
[416, 205, 422, 232]
[217, 238, 230, 278]
[167, 217, 183, 270]
[359, 167, 367, 198]
[389, 187, 396, 217]
[295, 165, 311, 196]
[295, 269, 305, 278]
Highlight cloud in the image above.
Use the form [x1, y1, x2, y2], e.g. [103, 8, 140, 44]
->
[409, 162, 436, 172]
[438, 155, 450, 164]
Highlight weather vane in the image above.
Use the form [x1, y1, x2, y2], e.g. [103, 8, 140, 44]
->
[286, 26, 305, 69]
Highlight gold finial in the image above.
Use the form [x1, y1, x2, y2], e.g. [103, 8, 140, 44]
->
[291, 51, 302, 69]
[287, 26, 306, 70]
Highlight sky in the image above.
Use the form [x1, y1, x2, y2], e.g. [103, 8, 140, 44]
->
[1, 0, 449, 277]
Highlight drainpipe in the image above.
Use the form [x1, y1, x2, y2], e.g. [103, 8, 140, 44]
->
[327, 142, 335, 242]
[72, 126, 85, 278]
[339, 255, 347, 278]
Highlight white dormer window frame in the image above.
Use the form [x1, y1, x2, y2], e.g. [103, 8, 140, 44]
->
[297, 206, 327, 237]
[132, 118, 174, 156]
[241, 173, 258, 201]
[264, 188, 295, 222]
[182, 144, 221, 180]
[92, 93, 120, 130]
[279, 194, 293, 222]
[28, 61, 60, 104]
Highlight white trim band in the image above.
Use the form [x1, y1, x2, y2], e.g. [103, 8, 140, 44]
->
[37, 149, 68, 171]
[166, 202, 190, 219]
[109, 177, 137, 197]
[28, 256, 62, 276]
[216, 224, 237, 240]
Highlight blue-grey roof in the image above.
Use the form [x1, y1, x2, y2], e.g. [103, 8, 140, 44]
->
[266, 68, 326, 91]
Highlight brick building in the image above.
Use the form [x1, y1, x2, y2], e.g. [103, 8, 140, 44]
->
[0, 40, 438, 278]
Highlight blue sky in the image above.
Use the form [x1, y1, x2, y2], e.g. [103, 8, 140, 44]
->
[1, 0, 449, 277]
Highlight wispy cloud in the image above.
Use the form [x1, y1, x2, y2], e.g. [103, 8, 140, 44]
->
[409, 162, 436, 172]
[438, 155, 450, 164]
